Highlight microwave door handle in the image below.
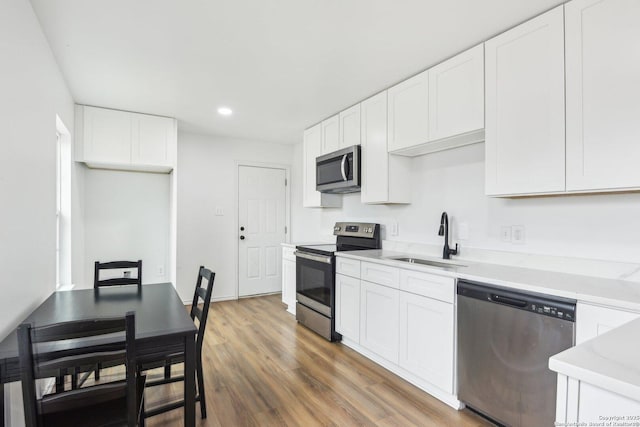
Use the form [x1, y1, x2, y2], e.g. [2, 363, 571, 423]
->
[341, 154, 348, 181]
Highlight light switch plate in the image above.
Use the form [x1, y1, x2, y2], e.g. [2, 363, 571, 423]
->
[389, 222, 399, 236]
[512, 225, 525, 244]
[215, 207, 224, 216]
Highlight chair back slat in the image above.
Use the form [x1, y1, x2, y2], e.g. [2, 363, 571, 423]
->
[18, 311, 138, 427]
[94, 260, 142, 290]
[39, 381, 127, 415]
[31, 317, 126, 343]
[195, 286, 207, 302]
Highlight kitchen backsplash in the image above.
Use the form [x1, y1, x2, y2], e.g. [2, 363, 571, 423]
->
[291, 142, 640, 269]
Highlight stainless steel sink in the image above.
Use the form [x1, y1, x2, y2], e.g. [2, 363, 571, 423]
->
[387, 256, 466, 268]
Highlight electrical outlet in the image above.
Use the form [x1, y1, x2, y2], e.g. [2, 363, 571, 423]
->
[512, 225, 526, 244]
[389, 222, 399, 236]
[158, 265, 165, 276]
[500, 226, 512, 243]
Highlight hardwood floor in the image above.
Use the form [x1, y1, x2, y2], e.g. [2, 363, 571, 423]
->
[107, 294, 493, 426]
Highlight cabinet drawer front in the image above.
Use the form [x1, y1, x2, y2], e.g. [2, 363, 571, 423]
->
[399, 269, 454, 304]
[336, 257, 361, 278]
[282, 246, 296, 261]
[361, 262, 399, 289]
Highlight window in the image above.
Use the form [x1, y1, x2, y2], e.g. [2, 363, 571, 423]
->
[56, 116, 71, 289]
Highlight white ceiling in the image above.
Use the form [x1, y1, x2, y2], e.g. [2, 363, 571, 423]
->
[30, 0, 564, 144]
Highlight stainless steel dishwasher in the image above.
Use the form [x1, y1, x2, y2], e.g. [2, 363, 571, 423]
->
[457, 280, 576, 427]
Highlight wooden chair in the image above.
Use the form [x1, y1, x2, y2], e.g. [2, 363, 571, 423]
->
[18, 312, 145, 427]
[91, 260, 142, 382]
[94, 260, 143, 290]
[139, 266, 215, 419]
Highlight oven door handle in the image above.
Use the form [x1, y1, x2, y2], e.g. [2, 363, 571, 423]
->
[294, 251, 333, 264]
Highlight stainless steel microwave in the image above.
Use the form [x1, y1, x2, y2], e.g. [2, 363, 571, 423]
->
[316, 145, 361, 194]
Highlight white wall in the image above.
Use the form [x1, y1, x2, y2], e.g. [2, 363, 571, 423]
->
[81, 169, 170, 288]
[0, 0, 76, 424]
[0, 0, 75, 338]
[177, 132, 293, 302]
[291, 142, 640, 265]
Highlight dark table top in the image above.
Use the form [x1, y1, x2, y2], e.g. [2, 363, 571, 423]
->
[0, 283, 196, 362]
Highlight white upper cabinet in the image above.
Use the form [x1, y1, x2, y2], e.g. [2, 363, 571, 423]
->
[321, 114, 340, 154]
[360, 92, 411, 204]
[339, 104, 361, 149]
[76, 105, 176, 173]
[387, 70, 430, 152]
[485, 6, 566, 196]
[303, 124, 341, 208]
[565, 0, 640, 192]
[428, 44, 484, 145]
[81, 106, 132, 165]
[132, 113, 176, 168]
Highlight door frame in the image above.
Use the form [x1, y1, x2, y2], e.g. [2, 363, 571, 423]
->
[234, 161, 291, 300]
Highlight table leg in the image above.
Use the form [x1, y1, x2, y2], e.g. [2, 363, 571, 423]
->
[184, 335, 195, 427]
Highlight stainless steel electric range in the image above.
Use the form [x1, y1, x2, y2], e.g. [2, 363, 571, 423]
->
[294, 222, 381, 341]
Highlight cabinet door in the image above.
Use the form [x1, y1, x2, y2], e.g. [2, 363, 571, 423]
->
[485, 6, 565, 196]
[282, 258, 296, 314]
[360, 281, 399, 363]
[335, 274, 360, 342]
[339, 104, 361, 149]
[83, 106, 132, 164]
[565, 0, 640, 191]
[302, 125, 341, 208]
[131, 113, 176, 167]
[321, 115, 340, 154]
[428, 44, 484, 142]
[361, 92, 389, 203]
[576, 302, 640, 345]
[387, 70, 429, 152]
[399, 292, 454, 393]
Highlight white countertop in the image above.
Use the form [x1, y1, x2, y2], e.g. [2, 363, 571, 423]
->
[549, 318, 640, 402]
[336, 248, 640, 402]
[336, 249, 640, 311]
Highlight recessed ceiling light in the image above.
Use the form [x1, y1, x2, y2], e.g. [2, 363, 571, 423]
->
[217, 107, 233, 116]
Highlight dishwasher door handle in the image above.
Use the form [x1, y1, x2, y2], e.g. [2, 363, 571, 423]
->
[490, 294, 527, 308]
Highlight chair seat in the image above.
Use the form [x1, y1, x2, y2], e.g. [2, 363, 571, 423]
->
[40, 375, 145, 427]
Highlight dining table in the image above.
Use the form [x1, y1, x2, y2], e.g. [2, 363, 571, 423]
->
[0, 282, 197, 427]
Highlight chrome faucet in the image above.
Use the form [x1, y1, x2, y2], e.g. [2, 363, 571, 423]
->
[438, 212, 458, 260]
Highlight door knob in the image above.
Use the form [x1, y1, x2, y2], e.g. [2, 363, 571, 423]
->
[240, 226, 245, 231]
[240, 235, 245, 240]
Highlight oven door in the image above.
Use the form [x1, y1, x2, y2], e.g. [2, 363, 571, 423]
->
[295, 250, 334, 317]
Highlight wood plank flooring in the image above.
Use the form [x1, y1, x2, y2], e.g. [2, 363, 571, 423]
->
[110, 294, 493, 426]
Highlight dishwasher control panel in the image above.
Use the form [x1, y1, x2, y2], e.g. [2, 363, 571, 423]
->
[457, 280, 577, 322]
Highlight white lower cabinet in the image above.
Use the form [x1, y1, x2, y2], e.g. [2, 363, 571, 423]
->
[335, 274, 360, 342]
[360, 280, 400, 364]
[556, 375, 640, 424]
[576, 302, 640, 344]
[281, 246, 296, 315]
[399, 292, 454, 393]
[335, 257, 459, 408]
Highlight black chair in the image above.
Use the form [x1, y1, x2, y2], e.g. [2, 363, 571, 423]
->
[139, 266, 215, 419]
[94, 260, 143, 290]
[18, 312, 145, 427]
[90, 260, 142, 382]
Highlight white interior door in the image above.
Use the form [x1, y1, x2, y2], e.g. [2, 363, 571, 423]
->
[238, 165, 286, 297]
